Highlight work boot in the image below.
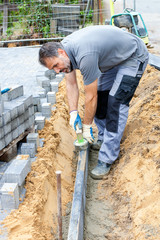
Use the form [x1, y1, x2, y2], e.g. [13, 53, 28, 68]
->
[91, 139, 102, 150]
[90, 160, 111, 179]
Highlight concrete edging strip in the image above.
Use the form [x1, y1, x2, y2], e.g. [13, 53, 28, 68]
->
[67, 147, 89, 240]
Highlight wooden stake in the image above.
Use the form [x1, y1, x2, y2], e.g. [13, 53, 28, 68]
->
[56, 171, 62, 240]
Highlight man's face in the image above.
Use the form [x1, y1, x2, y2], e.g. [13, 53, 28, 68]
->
[45, 49, 72, 74]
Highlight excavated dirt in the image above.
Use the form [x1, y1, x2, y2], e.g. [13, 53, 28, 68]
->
[1, 61, 160, 240]
[85, 64, 160, 240]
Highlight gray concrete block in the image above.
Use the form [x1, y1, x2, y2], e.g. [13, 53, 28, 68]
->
[17, 114, 25, 125]
[0, 138, 5, 151]
[15, 154, 31, 165]
[12, 128, 19, 140]
[24, 109, 29, 121]
[16, 102, 25, 115]
[44, 69, 56, 80]
[11, 118, 18, 130]
[0, 101, 4, 117]
[4, 132, 12, 146]
[3, 101, 18, 120]
[36, 76, 47, 85]
[24, 120, 29, 130]
[2, 85, 23, 101]
[18, 123, 25, 135]
[43, 86, 51, 93]
[47, 92, 56, 104]
[4, 122, 11, 135]
[40, 98, 47, 105]
[50, 82, 59, 92]
[21, 143, 36, 158]
[54, 74, 64, 83]
[37, 77, 50, 88]
[33, 95, 40, 106]
[35, 116, 45, 130]
[42, 103, 51, 118]
[34, 112, 42, 118]
[28, 105, 34, 117]
[0, 183, 19, 209]
[0, 162, 8, 181]
[4, 158, 31, 186]
[37, 91, 46, 98]
[19, 187, 26, 204]
[29, 115, 34, 127]
[0, 116, 3, 128]
[2, 109, 11, 125]
[26, 133, 40, 149]
[0, 128, 4, 139]
[17, 95, 33, 110]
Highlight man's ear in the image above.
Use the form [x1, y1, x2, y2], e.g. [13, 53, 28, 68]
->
[58, 48, 67, 57]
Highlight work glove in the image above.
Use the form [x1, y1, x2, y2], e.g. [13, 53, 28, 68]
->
[83, 124, 94, 143]
[69, 110, 82, 131]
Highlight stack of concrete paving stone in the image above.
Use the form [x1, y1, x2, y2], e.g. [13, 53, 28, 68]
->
[0, 85, 34, 151]
[33, 71, 64, 119]
[0, 154, 31, 210]
[21, 132, 40, 158]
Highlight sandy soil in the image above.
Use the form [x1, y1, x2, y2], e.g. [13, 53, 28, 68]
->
[1, 57, 160, 239]
[85, 64, 160, 240]
[1, 71, 85, 240]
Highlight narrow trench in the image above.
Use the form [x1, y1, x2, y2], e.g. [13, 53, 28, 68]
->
[84, 148, 133, 240]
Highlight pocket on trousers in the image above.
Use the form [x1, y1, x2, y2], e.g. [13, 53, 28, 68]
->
[106, 95, 120, 133]
[95, 90, 109, 119]
[114, 75, 141, 106]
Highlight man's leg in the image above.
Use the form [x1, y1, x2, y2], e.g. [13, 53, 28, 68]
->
[91, 59, 148, 179]
[91, 67, 118, 150]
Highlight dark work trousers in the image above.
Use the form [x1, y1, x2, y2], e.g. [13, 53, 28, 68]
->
[94, 59, 148, 164]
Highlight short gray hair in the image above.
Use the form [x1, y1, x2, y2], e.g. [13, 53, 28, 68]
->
[39, 42, 64, 66]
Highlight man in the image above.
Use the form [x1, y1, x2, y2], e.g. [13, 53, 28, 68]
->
[39, 25, 149, 179]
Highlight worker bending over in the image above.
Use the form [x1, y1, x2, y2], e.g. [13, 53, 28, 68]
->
[39, 25, 149, 179]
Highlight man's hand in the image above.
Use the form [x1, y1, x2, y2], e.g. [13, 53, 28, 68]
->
[69, 110, 82, 130]
[83, 124, 94, 143]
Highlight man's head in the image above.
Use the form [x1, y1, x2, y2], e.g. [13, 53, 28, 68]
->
[39, 42, 72, 74]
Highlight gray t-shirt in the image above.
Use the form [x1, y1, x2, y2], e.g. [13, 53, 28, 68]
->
[61, 25, 148, 85]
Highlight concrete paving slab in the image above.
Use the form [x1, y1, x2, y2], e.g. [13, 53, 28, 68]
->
[27, 133, 40, 149]
[4, 158, 31, 186]
[28, 115, 35, 127]
[47, 92, 56, 104]
[12, 128, 19, 140]
[0, 183, 19, 209]
[11, 117, 18, 130]
[2, 85, 24, 101]
[35, 116, 45, 130]
[4, 122, 11, 135]
[21, 143, 36, 158]
[4, 132, 12, 147]
[50, 82, 59, 92]
[2, 110, 11, 125]
[4, 101, 18, 120]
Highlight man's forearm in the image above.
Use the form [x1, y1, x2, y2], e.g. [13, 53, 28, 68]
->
[83, 95, 97, 124]
[83, 79, 98, 125]
[65, 70, 79, 112]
